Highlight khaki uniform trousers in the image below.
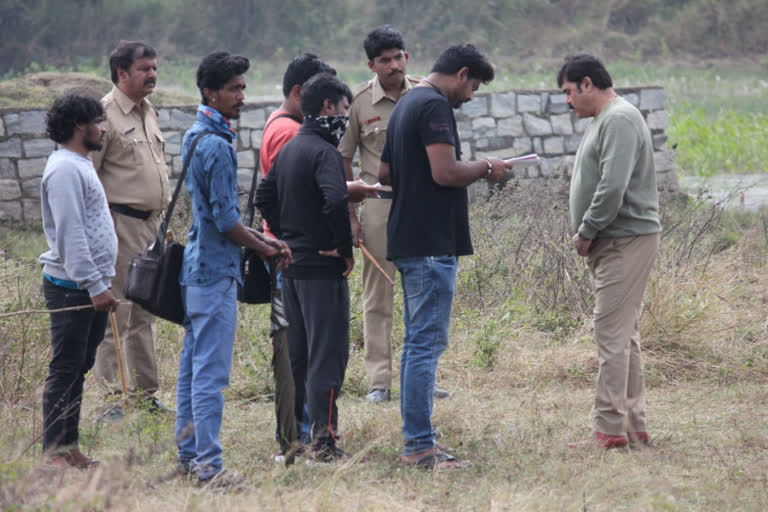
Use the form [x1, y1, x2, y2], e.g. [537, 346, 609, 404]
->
[94, 212, 161, 399]
[586, 232, 659, 436]
[360, 198, 396, 391]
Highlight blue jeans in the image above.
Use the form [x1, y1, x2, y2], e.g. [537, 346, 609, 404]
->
[394, 255, 457, 455]
[176, 278, 237, 480]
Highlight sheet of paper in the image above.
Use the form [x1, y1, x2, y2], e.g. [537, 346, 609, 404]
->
[504, 153, 540, 167]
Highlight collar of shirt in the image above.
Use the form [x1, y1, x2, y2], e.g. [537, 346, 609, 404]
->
[111, 85, 151, 116]
[197, 105, 238, 139]
[370, 74, 415, 105]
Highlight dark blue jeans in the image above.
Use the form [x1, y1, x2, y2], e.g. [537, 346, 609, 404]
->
[42, 279, 106, 454]
[393, 256, 457, 456]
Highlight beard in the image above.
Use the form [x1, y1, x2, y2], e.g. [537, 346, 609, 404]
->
[84, 138, 103, 151]
[84, 127, 104, 151]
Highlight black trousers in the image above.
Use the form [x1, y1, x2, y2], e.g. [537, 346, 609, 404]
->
[282, 276, 349, 448]
[42, 279, 107, 453]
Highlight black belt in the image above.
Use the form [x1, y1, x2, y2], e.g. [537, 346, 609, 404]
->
[109, 203, 152, 220]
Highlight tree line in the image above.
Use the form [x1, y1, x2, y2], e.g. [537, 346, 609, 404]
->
[1, 0, 766, 76]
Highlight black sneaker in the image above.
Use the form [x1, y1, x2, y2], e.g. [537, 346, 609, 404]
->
[197, 470, 246, 491]
[145, 397, 175, 415]
[308, 445, 352, 464]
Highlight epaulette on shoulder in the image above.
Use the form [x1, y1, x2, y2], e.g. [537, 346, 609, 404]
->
[352, 79, 374, 99]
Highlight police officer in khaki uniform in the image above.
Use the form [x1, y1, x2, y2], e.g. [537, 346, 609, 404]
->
[91, 41, 172, 419]
[340, 26, 431, 403]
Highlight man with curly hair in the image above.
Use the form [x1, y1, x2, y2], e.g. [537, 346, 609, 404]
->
[39, 93, 119, 469]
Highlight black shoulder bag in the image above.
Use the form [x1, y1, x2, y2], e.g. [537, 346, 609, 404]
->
[123, 130, 216, 324]
[237, 148, 271, 304]
[237, 113, 300, 304]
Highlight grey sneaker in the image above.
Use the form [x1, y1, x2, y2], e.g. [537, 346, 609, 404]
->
[365, 389, 391, 403]
[96, 405, 125, 423]
[434, 386, 450, 399]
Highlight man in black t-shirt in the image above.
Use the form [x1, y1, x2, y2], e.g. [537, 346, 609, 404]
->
[379, 44, 510, 469]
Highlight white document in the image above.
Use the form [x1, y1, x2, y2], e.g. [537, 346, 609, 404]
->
[504, 153, 540, 168]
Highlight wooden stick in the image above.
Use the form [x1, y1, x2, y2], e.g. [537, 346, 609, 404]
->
[109, 310, 129, 408]
[0, 302, 130, 319]
[358, 242, 394, 286]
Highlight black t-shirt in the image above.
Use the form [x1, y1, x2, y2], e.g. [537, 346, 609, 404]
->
[381, 86, 473, 260]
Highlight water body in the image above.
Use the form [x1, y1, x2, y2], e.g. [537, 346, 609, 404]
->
[679, 174, 768, 212]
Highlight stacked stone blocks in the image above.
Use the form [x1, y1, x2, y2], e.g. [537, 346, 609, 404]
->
[0, 87, 674, 222]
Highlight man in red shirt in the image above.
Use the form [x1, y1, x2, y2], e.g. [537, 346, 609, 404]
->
[260, 54, 336, 237]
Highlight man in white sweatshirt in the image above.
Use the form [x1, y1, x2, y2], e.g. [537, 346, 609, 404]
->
[39, 93, 119, 469]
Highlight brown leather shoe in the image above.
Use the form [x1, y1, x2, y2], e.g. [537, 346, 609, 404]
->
[594, 431, 628, 449]
[65, 448, 99, 468]
[47, 454, 73, 469]
[628, 431, 650, 445]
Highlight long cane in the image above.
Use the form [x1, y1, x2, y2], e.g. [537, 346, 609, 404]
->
[358, 242, 394, 286]
[109, 311, 129, 408]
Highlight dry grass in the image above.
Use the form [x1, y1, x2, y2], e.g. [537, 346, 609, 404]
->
[2, 184, 768, 510]
[0, 72, 196, 108]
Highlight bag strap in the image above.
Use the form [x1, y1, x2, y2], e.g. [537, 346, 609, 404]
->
[264, 112, 302, 132]
[243, 148, 262, 229]
[243, 113, 302, 228]
[151, 129, 218, 254]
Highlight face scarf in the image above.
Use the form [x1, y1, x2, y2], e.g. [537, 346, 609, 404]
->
[309, 115, 349, 146]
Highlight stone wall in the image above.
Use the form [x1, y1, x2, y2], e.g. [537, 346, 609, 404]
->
[0, 86, 675, 223]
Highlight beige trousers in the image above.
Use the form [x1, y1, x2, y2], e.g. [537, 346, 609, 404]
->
[359, 198, 397, 391]
[586, 232, 660, 436]
[94, 212, 161, 399]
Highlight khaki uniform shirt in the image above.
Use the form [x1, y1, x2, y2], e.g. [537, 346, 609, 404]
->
[91, 85, 171, 212]
[338, 75, 419, 190]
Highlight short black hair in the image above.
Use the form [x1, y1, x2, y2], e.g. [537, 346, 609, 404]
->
[282, 53, 336, 99]
[196, 51, 250, 105]
[557, 54, 613, 89]
[300, 73, 352, 117]
[109, 40, 157, 84]
[46, 94, 104, 144]
[363, 25, 405, 60]
[431, 44, 495, 84]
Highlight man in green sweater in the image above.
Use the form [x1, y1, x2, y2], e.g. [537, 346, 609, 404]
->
[558, 54, 661, 449]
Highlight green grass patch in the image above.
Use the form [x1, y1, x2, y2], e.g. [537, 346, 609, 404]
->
[669, 106, 768, 175]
